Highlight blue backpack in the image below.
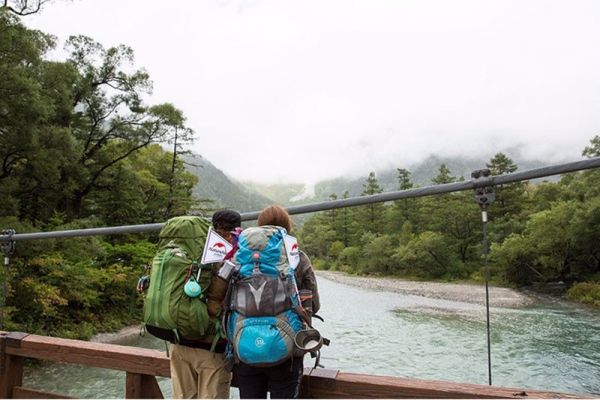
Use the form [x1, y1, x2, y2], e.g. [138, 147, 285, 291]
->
[223, 225, 309, 367]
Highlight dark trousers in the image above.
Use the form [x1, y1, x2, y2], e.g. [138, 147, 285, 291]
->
[234, 357, 304, 399]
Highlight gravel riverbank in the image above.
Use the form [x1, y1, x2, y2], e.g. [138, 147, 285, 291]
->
[316, 270, 534, 308]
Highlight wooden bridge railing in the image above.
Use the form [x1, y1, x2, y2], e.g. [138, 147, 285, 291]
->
[1, 331, 597, 399]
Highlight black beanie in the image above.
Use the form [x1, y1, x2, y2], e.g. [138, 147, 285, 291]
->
[212, 210, 242, 230]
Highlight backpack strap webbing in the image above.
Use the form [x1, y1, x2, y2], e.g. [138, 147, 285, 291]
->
[221, 271, 242, 364]
[280, 271, 313, 329]
[164, 340, 170, 357]
[193, 304, 206, 337]
[209, 317, 225, 353]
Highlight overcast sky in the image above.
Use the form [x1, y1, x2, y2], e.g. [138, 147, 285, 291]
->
[26, 0, 600, 185]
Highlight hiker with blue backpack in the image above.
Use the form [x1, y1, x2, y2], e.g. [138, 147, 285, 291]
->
[223, 205, 321, 399]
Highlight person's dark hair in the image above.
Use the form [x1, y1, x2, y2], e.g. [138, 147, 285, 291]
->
[212, 210, 242, 231]
[257, 205, 292, 232]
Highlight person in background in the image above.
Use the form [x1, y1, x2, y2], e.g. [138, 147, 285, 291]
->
[170, 209, 242, 399]
[234, 204, 321, 399]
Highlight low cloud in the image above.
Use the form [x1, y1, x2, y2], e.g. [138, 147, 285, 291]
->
[28, 0, 600, 184]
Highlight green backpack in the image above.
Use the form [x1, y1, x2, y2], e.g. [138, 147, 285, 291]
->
[142, 215, 218, 344]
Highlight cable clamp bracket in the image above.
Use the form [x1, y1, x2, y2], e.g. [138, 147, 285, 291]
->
[471, 169, 495, 221]
[1, 230, 16, 256]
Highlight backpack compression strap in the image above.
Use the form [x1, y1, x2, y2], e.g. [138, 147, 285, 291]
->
[209, 313, 226, 353]
[221, 270, 241, 362]
[280, 270, 313, 329]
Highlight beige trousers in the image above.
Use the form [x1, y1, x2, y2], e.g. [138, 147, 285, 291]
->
[170, 344, 231, 399]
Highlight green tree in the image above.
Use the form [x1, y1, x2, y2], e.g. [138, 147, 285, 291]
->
[151, 104, 196, 218]
[397, 168, 413, 191]
[0, 13, 65, 181]
[388, 167, 420, 233]
[393, 231, 458, 279]
[298, 214, 336, 260]
[357, 172, 385, 234]
[427, 164, 458, 212]
[361, 232, 394, 274]
[424, 164, 482, 268]
[530, 181, 576, 213]
[61, 36, 172, 218]
[425, 191, 481, 266]
[569, 197, 600, 278]
[431, 163, 456, 185]
[328, 240, 345, 268]
[491, 201, 582, 285]
[339, 246, 363, 273]
[0, 14, 82, 223]
[582, 135, 600, 158]
[93, 144, 199, 225]
[331, 191, 359, 247]
[485, 152, 527, 219]
[2, 33, 199, 224]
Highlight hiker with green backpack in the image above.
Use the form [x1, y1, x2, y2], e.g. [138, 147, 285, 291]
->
[140, 210, 242, 399]
[171, 210, 242, 399]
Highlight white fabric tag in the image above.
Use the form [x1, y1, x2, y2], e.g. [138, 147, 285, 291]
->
[201, 227, 233, 264]
[282, 231, 300, 269]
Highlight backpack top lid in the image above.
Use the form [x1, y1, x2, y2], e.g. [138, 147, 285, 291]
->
[234, 225, 291, 276]
[157, 215, 211, 260]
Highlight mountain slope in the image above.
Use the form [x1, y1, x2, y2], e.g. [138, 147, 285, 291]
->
[183, 153, 273, 213]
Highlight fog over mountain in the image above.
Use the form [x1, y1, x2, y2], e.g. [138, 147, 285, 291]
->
[193, 150, 560, 210]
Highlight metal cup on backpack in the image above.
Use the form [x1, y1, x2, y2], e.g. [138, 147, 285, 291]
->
[216, 260, 236, 281]
[294, 328, 323, 353]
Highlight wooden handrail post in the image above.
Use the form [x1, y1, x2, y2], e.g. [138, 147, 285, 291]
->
[125, 372, 164, 399]
[0, 332, 29, 399]
[301, 367, 339, 398]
